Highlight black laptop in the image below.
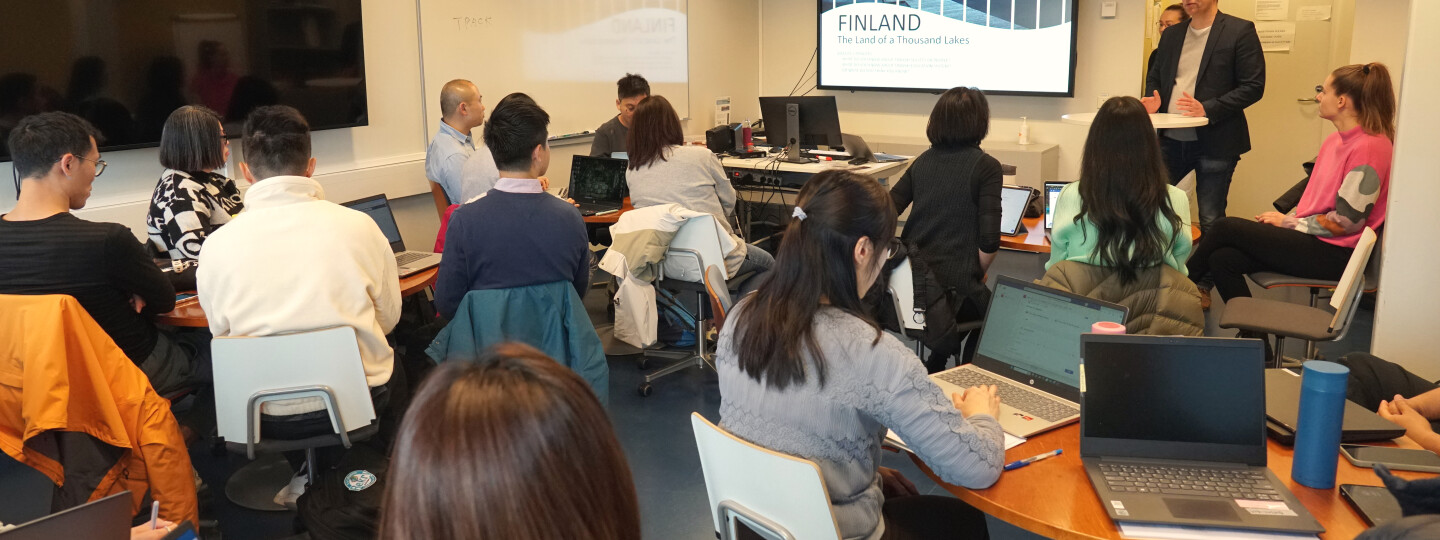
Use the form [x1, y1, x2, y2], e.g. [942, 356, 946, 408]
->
[340, 194, 443, 277]
[1079, 334, 1324, 535]
[1265, 368, 1405, 444]
[569, 155, 628, 217]
[0, 492, 130, 540]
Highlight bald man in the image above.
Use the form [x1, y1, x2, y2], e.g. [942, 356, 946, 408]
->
[425, 79, 500, 205]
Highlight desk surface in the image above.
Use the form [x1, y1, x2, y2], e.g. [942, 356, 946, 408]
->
[1001, 217, 1203, 254]
[719, 155, 909, 178]
[583, 198, 634, 225]
[1061, 112, 1209, 129]
[910, 424, 1432, 540]
[156, 267, 439, 328]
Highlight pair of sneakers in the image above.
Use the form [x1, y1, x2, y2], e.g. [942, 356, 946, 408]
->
[273, 464, 308, 509]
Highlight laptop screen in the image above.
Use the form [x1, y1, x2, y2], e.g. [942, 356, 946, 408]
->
[999, 186, 1030, 235]
[1080, 335, 1267, 464]
[341, 195, 404, 251]
[1044, 182, 1067, 229]
[973, 276, 1126, 396]
[569, 155, 628, 203]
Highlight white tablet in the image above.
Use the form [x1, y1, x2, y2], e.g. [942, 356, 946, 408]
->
[999, 185, 1033, 236]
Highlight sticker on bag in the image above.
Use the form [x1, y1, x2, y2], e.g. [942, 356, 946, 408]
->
[345, 470, 378, 492]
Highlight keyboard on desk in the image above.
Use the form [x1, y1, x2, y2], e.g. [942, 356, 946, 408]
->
[934, 369, 1078, 422]
[395, 251, 430, 266]
[1097, 463, 1283, 500]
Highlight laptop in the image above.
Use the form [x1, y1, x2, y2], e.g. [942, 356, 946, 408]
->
[340, 194, 443, 277]
[569, 155, 628, 217]
[1079, 334, 1325, 535]
[1265, 368, 1404, 444]
[999, 185, 1032, 237]
[0, 491, 130, 540]
[929, 275, 1127, 438]
[1044, 181, 1069, 230]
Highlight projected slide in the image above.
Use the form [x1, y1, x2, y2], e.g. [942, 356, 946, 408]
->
[818, 0, 1076, 95]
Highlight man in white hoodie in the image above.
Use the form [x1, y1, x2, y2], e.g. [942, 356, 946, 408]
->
[197, 105, 401, 505]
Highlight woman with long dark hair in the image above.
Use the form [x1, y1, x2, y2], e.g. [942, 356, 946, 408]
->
[1048, 96, 1192, 282]
[1188, 63, 1395, 303]
[890, 86, 1003, 371]
[379, 343, 640, 540]
[146, 105, 242, 261]
[626, 95, 773, 277]
[718, 170, 1002, 540]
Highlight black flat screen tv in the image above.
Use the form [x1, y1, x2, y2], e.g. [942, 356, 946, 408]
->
[0, 0, 368, 161]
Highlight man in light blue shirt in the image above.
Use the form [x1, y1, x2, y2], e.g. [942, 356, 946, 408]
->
[425, 79, 499, 205]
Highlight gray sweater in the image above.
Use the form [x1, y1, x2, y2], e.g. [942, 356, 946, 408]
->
[717, 305, 1005, 540]
[626, 144, 747, 273]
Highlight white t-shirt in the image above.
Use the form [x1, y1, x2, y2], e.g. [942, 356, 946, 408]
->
[1166, 24, 1213, 141]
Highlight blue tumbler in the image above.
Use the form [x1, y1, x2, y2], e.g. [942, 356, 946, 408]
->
[1291, 361, 1350, 489]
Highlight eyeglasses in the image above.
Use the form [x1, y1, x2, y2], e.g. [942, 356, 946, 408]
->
[73, 154, 107, 176]
[1315, 85, 1325, 95]
[886, 238, 902, 260]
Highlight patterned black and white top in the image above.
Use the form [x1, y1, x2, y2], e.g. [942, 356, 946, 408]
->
[146, 169, 244, 261]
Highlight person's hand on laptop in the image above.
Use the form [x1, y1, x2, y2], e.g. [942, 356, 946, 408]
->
[953, 385, 1000, 419]
[878, 467, 920, 497]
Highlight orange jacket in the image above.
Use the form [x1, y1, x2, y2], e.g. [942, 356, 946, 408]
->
[0, 294, 199, 526]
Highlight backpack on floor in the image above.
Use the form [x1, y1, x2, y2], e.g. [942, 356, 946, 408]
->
[296, 443, 389, 540]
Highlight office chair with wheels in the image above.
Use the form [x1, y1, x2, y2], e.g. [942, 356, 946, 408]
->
[1221, 228, 1377, 368]
[692, 413, 842, 540]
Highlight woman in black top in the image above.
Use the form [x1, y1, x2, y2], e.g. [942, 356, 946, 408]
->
[889, 87, 1003, 372]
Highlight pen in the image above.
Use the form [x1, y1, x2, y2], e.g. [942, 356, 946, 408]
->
[1003, 449, 1063, 471]
[149, 500, 159, 530]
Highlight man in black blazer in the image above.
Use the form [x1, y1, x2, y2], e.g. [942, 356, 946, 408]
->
[1142, 0, 1265, 236]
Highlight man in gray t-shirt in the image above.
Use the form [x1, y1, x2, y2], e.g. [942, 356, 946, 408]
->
[588, 73, 649, 158]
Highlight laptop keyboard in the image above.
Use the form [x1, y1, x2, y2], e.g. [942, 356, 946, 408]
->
[395, 251, 429, 266]
[1098, 463, 1284, 500]
[934, 369, 1078, 422]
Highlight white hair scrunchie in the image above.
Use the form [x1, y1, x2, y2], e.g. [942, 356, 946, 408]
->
[791, 206, 808, 221]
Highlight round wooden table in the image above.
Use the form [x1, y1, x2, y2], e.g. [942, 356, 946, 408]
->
[157, 266, 440, 328]
[582, 198, 634, 225]
[908, 424, 1434, 540]
[1060, 112, 1210, 129]
[1002, 217, 1203, 254]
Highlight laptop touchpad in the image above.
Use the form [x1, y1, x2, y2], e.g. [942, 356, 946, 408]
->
[1163, 498, 1241, 522]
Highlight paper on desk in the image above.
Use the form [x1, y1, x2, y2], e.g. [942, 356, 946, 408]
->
[1118, 522, 1317, 540]
[884, 430, 1025, 454]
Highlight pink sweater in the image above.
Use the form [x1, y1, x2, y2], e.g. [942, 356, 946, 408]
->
[1293, 126, 1392, 248]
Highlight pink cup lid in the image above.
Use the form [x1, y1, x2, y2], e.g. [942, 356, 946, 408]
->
[1091, 321, 1127, 335]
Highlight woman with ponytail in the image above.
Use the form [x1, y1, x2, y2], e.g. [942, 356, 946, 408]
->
[717, 169, 1002, 540]
[1188, 62, 1396, 303]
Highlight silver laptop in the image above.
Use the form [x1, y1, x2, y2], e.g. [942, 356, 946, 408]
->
[929, 275, 1127, 438]
[341, 194, 442, 277]
[0, 491, 130, 540]
[1079, 334, 1324, 535]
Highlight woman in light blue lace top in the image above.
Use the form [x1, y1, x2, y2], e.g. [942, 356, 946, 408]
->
[717, 169, 1004, 540]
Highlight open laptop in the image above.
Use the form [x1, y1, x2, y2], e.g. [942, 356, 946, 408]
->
[0, 491, 130, 540]
[569, 155, 628, 217]
[1043, 181, 1068, 230]
[1079, 334, 1325, 535]
[929, 275, 1127, 438]
[1265, 368, 1404, 444]
[999, 185, 1032, 237]
[340, 194, 443, 277]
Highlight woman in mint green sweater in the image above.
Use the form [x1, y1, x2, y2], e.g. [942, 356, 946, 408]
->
[1048, 97, 1192, 281]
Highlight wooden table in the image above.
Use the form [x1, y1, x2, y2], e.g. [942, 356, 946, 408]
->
[909, 424, 1434, 540]
[1002, 217, 1203, 254]
[583, 198, 633, 225]
[157, 267, 440, 328]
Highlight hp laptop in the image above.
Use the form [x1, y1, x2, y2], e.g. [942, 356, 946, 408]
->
[929, 275, 1127, 438]
[0, 491, 130, 540]
[569, 155, 628, 217]
[1265, 368, 1404, 444]
[1079, 334, 1324, 535]
[998, 185, 1032, 237]
[341, 194, 443, 277]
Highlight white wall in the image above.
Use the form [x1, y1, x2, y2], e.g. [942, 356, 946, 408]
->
[1350, 0, 1409, 71]
[1371, 1, 1440, 380]
[759, 0, 1145, 180]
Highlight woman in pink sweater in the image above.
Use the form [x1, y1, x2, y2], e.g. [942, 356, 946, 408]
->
[1188, 62, 1396, 302]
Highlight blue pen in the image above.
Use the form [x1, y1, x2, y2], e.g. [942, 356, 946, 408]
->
[1002, 449, 1063, 471]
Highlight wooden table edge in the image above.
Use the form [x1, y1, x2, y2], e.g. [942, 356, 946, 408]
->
[907, 453, 1115, 540]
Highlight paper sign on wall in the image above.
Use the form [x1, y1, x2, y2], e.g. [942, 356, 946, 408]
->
[1256, 0, 1289, 21]
[1257, 22, 1297, 52]
[1297, 6, 1332, 21]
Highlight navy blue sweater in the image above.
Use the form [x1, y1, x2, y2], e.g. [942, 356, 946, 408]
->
[434, 189, 590, 319]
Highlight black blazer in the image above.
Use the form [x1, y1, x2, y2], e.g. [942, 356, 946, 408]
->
[1144, 12, 1266, 158]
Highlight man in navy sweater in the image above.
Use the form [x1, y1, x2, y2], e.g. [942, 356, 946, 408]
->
[434, 94, 590, 320]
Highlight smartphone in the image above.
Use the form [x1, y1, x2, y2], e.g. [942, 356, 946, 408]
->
[1340, 444, 1440, 473]
[1340, 484, 1403, 526]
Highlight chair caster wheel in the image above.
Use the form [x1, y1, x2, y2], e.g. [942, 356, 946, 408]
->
[638, 384, 653, 397]
[637, 358, 649, 370]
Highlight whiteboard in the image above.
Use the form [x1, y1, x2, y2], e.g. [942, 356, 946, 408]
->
[416, 0, 691, 141]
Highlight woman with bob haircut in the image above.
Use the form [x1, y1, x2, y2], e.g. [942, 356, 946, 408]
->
[379, 343, 640, 540]
[146, 105, 242, 261]
[626, 95, 773, 278]
[718, 169, 1003, 540]
[889, 86, 1004, 371]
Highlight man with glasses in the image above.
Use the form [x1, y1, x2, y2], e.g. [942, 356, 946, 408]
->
[0, 112, 205, 397]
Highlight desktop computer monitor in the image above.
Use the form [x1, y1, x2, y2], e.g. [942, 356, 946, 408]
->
[759, 96, 843, 155]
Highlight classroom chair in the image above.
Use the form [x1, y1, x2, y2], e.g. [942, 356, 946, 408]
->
[212, 326, 379, 511]
[692, 413, 842, 540]
[1244, 232, 1382, 359]
[704, 265, 734, 332]
[428, 181, 451, 218]
[1221, 228, 1377, 368]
